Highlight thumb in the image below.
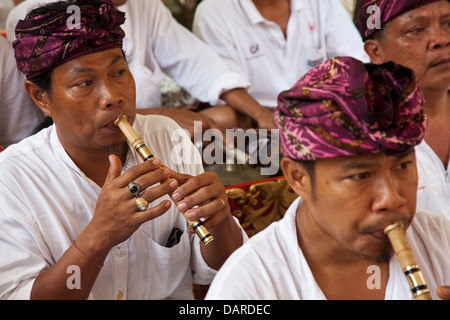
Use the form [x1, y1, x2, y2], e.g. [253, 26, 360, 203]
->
[437, 286, 450, 300]
[104, 154, 123, 186]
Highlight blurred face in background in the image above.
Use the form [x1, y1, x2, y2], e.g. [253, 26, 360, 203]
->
[365, 1, 450, 91]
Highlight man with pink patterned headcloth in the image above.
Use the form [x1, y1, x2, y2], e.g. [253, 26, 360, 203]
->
[205, 57, 450, 300]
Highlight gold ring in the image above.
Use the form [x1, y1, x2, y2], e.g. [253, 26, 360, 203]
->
[218, 198, 226, 208]
[135, 196, 149, 211]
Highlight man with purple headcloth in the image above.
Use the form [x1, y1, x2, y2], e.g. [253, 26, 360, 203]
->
[205, 57, 450, 300]
[354, 0, 450, 220]
[0, 0, 246, 300]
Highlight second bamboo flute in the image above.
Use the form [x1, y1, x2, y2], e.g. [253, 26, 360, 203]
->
[114, 114, 214, 246]
[384, 222, 431, 300]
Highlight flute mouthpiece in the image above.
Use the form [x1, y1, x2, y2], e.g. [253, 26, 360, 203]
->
[114, 114, 127, 126]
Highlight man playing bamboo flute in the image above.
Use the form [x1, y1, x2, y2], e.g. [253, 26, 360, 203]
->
[205, 57, 450, 300]
[0, 0, 246, 300]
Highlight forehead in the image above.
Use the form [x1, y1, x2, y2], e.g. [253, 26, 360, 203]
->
[392, 1, 450, 25]
[52, 48, 126, 77]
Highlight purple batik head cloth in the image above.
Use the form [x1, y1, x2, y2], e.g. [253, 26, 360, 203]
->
[274, 57, 427, 161]
[355, 0, 444, 40]
[13, 0, 125, 79]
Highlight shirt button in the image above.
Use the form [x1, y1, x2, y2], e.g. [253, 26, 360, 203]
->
[116, 247, 126, 257]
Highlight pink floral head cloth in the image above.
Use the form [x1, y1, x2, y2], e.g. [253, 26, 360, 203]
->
[354, 0, 444, 40]
[275, 57, 427, 161]
[13, 0, 125, 79]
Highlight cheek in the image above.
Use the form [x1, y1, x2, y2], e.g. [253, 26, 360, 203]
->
[384, 41, 427, 77]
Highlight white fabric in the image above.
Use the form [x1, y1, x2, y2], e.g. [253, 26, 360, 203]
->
[0, 115, 221, 300]
[206, 197, 450, 300]
[0, 35, 45, 148]
[6, 0, 250, 109]
[0, 0, 14, 29]
[416, 141, 450, 220]
[193, 0, 369, 108]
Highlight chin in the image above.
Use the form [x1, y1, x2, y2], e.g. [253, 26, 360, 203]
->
[360, 246, 393, 264]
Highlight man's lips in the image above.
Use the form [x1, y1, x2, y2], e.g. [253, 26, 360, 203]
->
[361, 220, 409, 242]
[104, 119, 118, 128]
[430, 57, 450, 68]
[370, 230, 390, 242]
[103, 114, 130, 129]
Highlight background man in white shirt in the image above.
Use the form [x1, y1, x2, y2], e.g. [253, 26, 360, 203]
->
[0, 35, 45, 148]
[0, 0, 245, 300]
[205, 57, 450, 300]
[193, 0, 369, 110]
[355, 0, 450, 219]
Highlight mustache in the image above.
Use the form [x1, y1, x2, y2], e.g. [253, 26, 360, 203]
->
[429, 54, 450, 68]
[358, 217, 411, 234]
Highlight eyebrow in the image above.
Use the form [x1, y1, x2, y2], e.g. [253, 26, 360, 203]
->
[405, 12, 450, 24]
[68, 54, 126, 75]
[341, 160, 379, 171]
[340, 148, 415, 171]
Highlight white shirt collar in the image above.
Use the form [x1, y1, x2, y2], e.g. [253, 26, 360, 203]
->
[239, 0, 304, 25]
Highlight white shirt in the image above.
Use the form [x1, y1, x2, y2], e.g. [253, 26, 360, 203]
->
[0, 0, 14, 29]
[193, 0, 369, 108]
[0, 115, 219, 300]
[6, 0, 250, 109]
[0, 35, 45, 148]
[206, 197, 450, 300]
[416, 141, 450, 220]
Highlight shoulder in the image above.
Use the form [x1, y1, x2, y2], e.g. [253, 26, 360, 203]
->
[196, 0, 230, 13]
[206, 208, 296, 299]
[134, 113, 181, 131]
[133, 114, 190, 144]
[195, 0, 236, 21]
[119, 0, 164, 14]
[410, 210, 450, 240]
[408, 209, 450, 257]
[0, 127, 53, 169]
[133, 114, 203, 174]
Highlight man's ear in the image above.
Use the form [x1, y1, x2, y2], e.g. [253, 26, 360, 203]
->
[364, 39, 387, 64]
[24, 80, 53, 117]
[281, 158, 312, 201]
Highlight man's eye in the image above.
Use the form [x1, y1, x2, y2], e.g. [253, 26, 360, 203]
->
[407, 27, 425, 36]
[114, 69, 127, 77]
[396, 161, 413, 170]
[76, 80, 93, 87]
[350, 172, 370, 180]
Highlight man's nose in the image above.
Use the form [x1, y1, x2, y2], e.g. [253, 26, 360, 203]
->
[428, 24, 450, 51]
[100, 80, 123, 109]
[372, 174, 407, 214]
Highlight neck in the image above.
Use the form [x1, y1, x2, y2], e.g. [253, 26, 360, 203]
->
[252, 0, 290, 37]
[65, 142, 128, 187]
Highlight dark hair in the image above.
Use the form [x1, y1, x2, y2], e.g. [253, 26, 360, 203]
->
[296, 160, 315, 184]
[298, 160, 316, 200]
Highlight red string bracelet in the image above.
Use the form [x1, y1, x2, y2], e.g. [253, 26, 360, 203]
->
[72, 240, 103, 269]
